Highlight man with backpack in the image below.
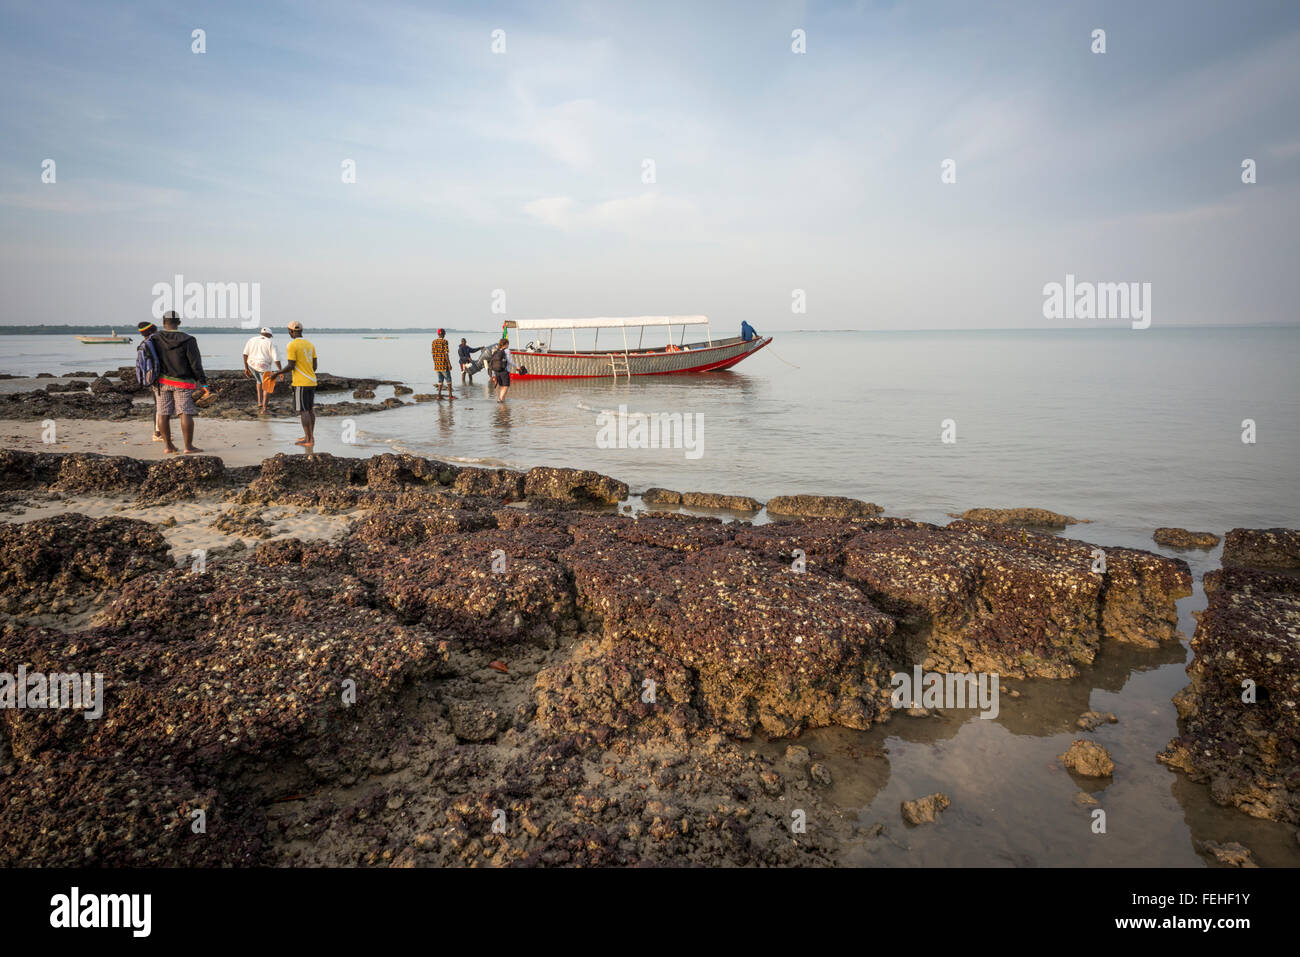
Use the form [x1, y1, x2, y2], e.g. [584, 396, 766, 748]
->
[489, 338, 514, 403]
[154, 310, 211, 454]
[135, 320, 164, 443]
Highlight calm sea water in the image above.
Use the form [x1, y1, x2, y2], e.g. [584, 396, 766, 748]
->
[4, 326, 1296, 537]
[2, 325, 1299, 865]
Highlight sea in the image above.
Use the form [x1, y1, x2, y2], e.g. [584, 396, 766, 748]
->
[2, 324, 1298, 866]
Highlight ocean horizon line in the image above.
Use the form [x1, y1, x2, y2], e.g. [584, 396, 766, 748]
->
[2, 322, 1297, 336]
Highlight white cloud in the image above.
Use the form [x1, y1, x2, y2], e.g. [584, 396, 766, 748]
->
[523, 192, 699, 236]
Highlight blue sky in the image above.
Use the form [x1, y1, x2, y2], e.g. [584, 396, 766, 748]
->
[2, 0, 1298, 329]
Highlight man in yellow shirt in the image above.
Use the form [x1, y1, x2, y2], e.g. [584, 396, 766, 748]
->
[277, 320, 318, 446]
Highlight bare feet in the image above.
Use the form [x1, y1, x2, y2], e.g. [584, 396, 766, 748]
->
[294, 437, 311, 446]
[152, 431, 164, 442]
[164, 447, 179, 454]
[182, 447, 204, 454]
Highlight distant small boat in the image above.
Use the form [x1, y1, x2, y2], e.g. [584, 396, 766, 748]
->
[75, 330, 131, 344]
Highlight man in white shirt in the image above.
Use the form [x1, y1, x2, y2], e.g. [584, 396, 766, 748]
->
[242, 327, 282, 414]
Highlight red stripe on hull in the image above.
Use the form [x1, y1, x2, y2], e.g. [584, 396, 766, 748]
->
[511, 337, 771, 379]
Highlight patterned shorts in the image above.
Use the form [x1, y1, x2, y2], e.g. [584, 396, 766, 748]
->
[159, 385, 197, 416]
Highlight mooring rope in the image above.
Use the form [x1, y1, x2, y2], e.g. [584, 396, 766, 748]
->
[766, 348, 801, 368]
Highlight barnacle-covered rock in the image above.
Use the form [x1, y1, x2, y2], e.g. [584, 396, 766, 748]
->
[679, 491, 762, 512]
[766, 494, 883, 519]
[343, 508, 572, 643]
[53, 453, 148, 493]
[236, 452, 367, 509]
[453, 467, 526, 500]
[950, 507, 1084, 528]
[0, 449, 64, 490]
[524, 466, 627, 506]
[1153, 527, 1220, 549]
[1160, 545, 1300, 824]
[842, 522, 1190, 677]
[1222, 527, 1300, 570]
[365, 452, 453, 490]
[0, 389, 135, 421]
[641, 487, 682, 505]
[0, 514, 171, 617]
[0, 557, 451, 864]
[555, 534, 896, 737]
[137, 454, 227, 503]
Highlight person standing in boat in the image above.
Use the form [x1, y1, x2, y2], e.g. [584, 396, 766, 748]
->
[155, 311, 210, 455]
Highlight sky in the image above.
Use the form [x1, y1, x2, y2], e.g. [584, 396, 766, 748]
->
[1, 0, 1299, 330]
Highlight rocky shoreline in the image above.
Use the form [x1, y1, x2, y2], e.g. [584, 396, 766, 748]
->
[0, 368, 404, 421]
[0, 447, 1293, 865]
[1159, 528, 1300, 825]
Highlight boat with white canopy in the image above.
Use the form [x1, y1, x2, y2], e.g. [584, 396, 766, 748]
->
[502, 316, 770, 379]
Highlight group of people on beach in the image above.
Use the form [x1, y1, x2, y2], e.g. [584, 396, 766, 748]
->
[430, 328, 516, 403]
[134, 318, 516, 455]
[135, 312, 318, 453]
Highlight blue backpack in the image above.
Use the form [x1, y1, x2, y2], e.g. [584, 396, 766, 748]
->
[135, 336, 160, 388]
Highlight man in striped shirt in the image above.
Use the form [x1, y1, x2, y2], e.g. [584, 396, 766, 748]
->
[431, 328, 455, 401]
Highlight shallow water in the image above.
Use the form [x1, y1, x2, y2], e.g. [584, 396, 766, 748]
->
[754, 612, 1300, 868]
[5, 326, 1297, 535]
[3, 325, 1297, 865]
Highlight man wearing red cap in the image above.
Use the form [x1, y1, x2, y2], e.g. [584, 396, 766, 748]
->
[430, 328, 454, 401]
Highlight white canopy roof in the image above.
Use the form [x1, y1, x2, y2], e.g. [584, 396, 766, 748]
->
[507, 315, 708, 330]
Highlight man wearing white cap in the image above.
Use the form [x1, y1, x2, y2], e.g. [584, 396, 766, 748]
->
[242, 327, 282, 415]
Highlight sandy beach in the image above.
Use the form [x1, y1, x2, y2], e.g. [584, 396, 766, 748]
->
[0, 417, 281, 467]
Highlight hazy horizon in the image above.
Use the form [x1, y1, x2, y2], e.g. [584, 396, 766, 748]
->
[3, 0, 1298, 331]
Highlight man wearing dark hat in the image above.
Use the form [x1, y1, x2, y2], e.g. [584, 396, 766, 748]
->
[155, 310, 210, 454]
[136, 320, 164, 442]
[430, 327, 454, 401]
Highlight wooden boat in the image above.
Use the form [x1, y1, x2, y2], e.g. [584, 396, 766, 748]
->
[504, 316, 770, 379]
[75, 330, 131, 344]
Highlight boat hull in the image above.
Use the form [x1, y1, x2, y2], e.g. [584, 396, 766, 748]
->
[509, 335, 770, 379]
